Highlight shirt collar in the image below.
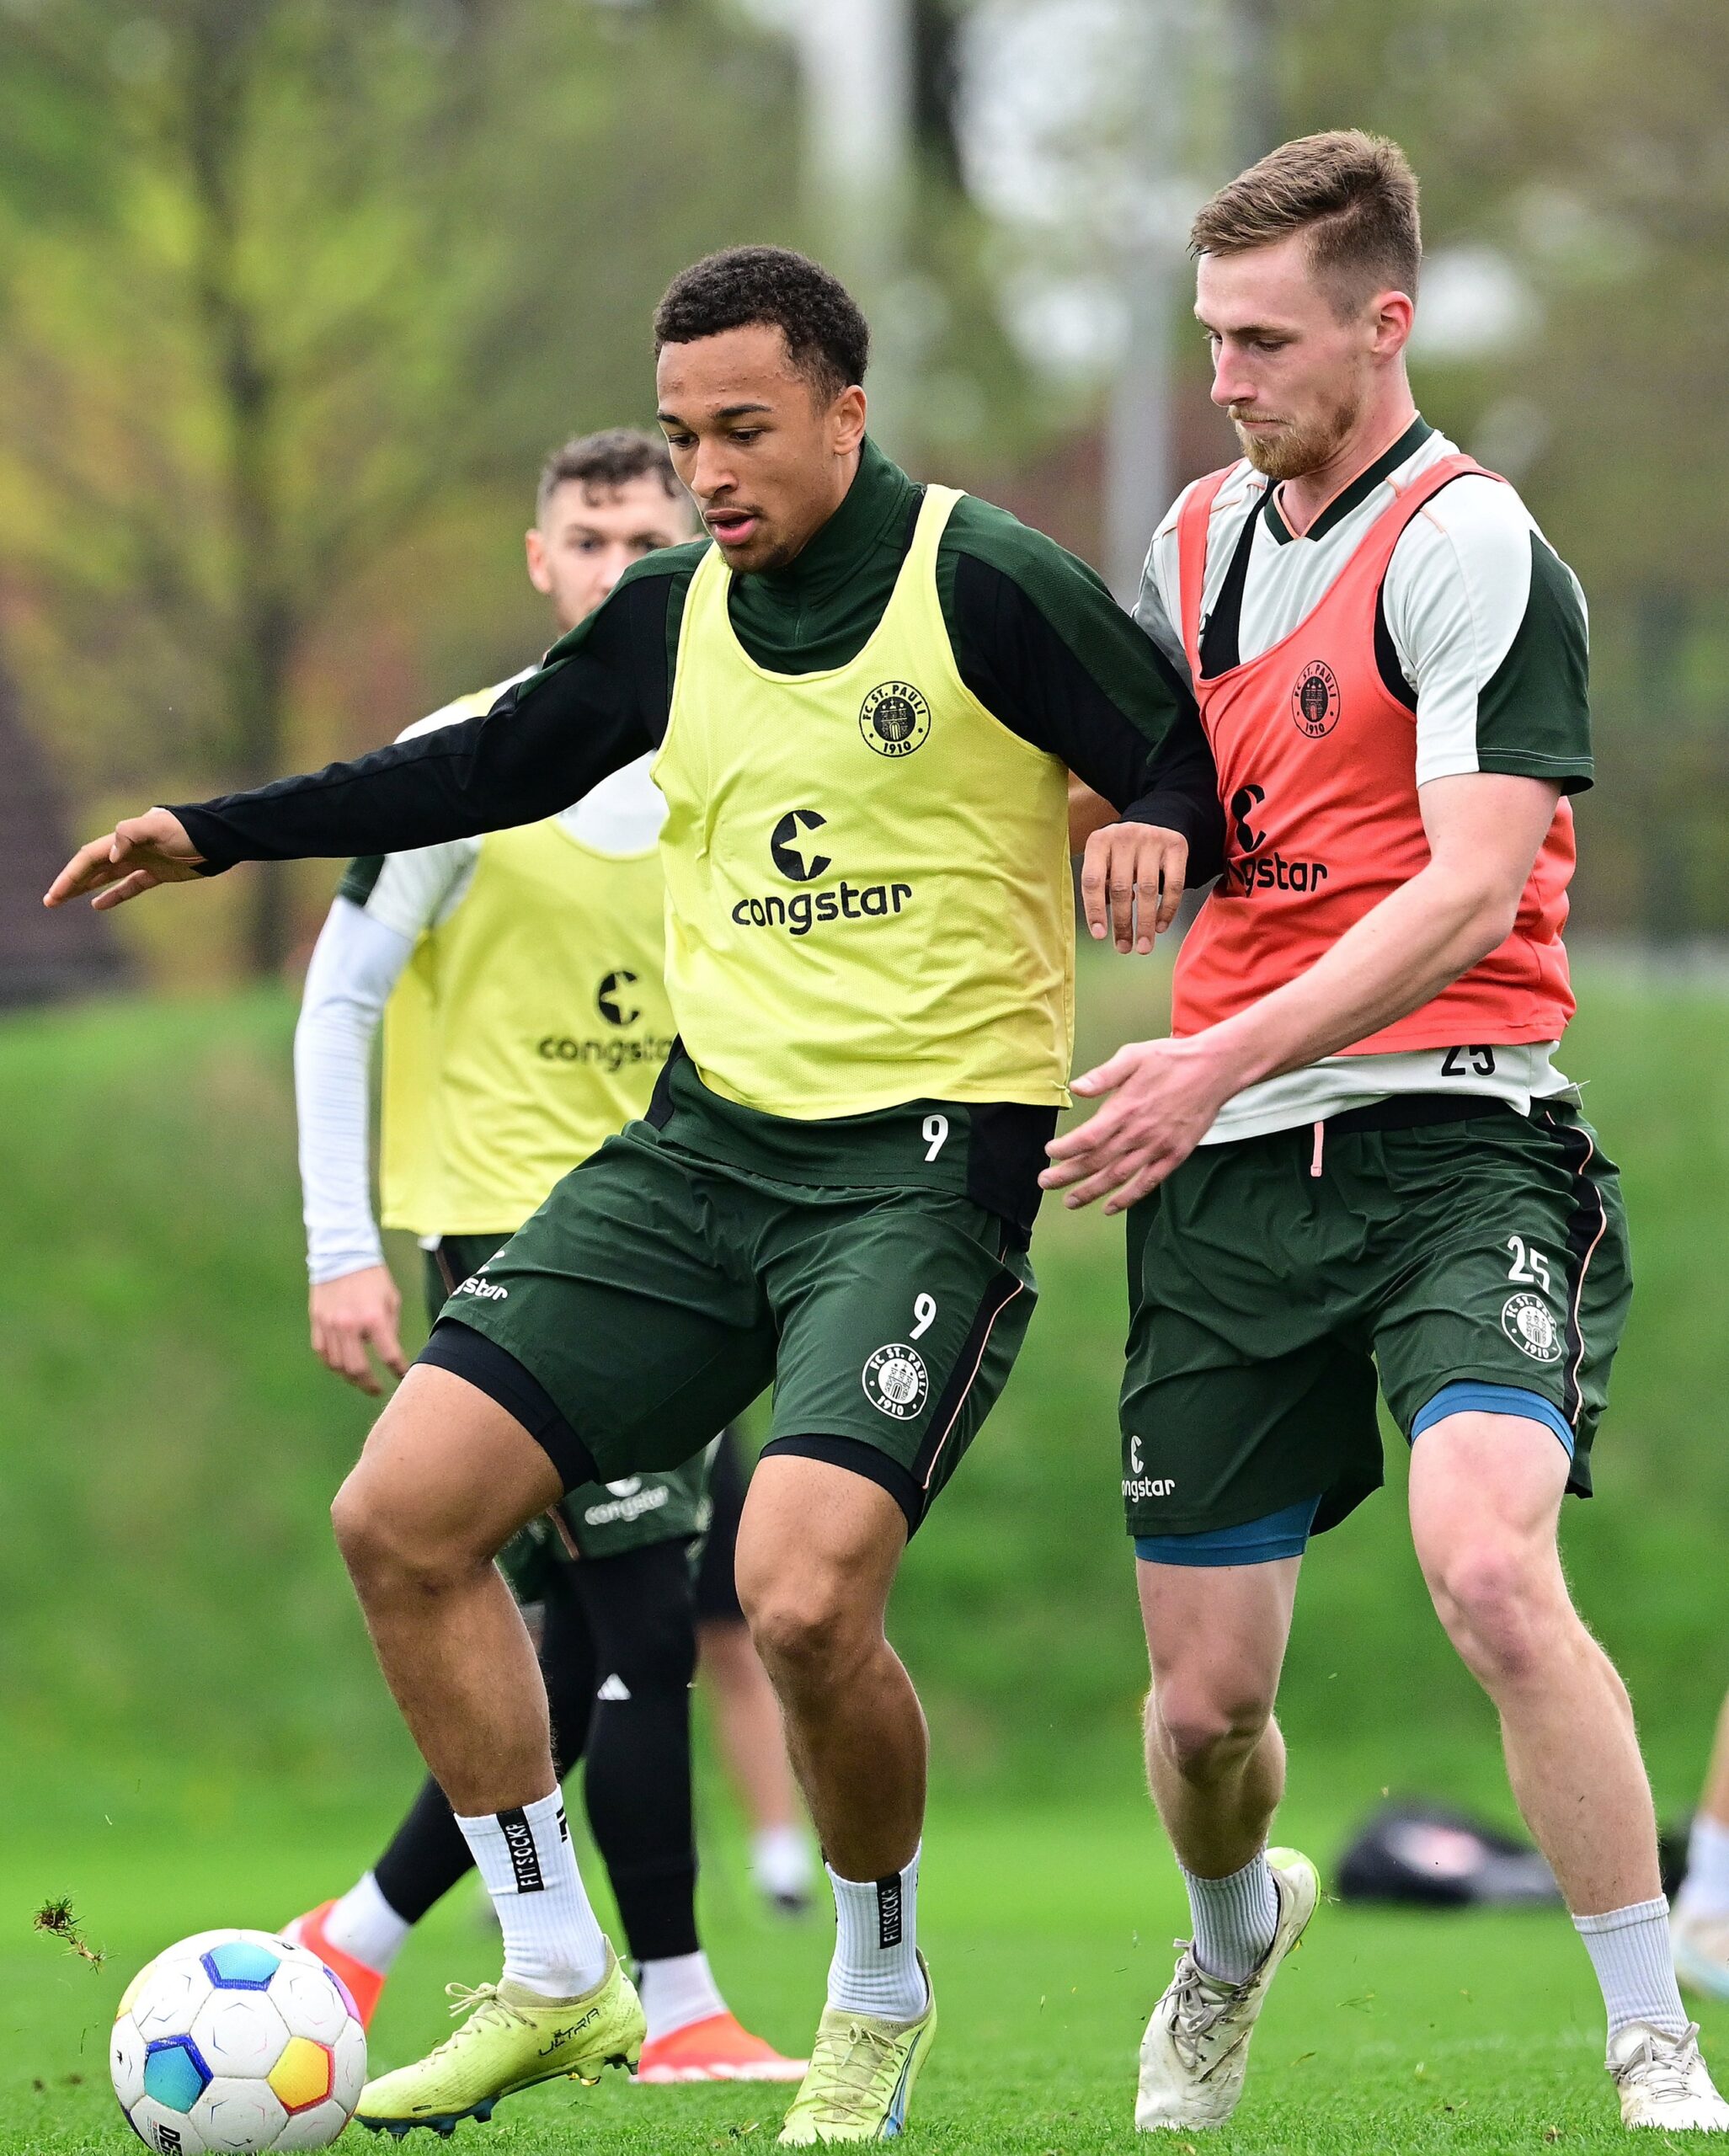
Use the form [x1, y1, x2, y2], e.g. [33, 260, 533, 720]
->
[747, 435, 915, 604]
[1262, 414, 1435, 547]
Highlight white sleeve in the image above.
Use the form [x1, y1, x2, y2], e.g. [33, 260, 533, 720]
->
[1133, 481, 1198, 690]
[355, 842, 478, 940]
[1385, 475, 1587, 788]
[294, 899, 416, 1285]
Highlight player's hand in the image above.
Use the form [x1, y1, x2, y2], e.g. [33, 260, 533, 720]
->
[1040, 1036, 1231, 1213]
[309, 1265, 407, 1396]
[44, 809, 205, 910]
[1067, 776, 1122, 855]
[1080, 822, 1188, 953]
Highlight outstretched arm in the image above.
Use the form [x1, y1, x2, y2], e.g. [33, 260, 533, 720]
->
[45, 569, 671, 908]
[1043, 772, 1563, 1210]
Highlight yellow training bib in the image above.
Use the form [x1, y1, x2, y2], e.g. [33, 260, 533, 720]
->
[380, 818, 673, 1235]
[654, 487, 1073, 1119]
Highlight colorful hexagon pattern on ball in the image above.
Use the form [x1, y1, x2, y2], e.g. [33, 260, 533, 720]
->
[142, 2036, 211, 2113]
[267, 2036, 334, 2115]
[111, 1929, 366, 2153]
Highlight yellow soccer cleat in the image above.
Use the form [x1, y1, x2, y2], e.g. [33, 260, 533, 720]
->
[355, 1944, 643, 2139]
[777, 1956, 936, 2143]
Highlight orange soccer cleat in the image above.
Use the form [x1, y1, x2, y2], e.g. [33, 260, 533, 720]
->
[635, 2011, 808, 2084]
[281, 1902, 388, 2031]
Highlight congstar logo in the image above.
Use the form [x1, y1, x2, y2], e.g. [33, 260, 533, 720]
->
[528, 970, 670, 1068]
[731, 809, 915, 937]
[770, 810, 831, 883]
[1224, 782, 1330, 898]
[595, 969, 640, 1027]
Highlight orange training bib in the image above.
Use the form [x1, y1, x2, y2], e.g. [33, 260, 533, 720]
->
[1170, 454, 1575, 1054]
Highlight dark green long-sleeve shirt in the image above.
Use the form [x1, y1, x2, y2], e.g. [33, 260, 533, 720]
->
[174, 440, 1223, 874]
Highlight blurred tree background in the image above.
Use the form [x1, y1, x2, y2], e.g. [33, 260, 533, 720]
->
[1, 0, 1726, 981]
[3, 0, 1728, 1838]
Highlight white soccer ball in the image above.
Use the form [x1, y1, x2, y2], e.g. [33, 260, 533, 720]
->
[111, 1929, 366, 2153]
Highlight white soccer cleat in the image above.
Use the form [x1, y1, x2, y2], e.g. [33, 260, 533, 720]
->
[1674, 1908, 1729, 2004]
[1134, 1846, 1318, 2134]
[1609, 2021, 1729, 2131]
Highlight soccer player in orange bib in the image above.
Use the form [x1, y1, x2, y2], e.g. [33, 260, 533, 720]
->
[1058, 131, 1728, 2135]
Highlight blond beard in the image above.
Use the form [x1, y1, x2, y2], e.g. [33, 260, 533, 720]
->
[1232, 385, 1363, 482]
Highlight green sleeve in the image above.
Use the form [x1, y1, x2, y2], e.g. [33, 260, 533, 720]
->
[1473, 536, 1593, 791]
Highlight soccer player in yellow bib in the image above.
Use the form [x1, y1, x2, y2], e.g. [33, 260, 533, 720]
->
[282, 427, 803, 2083]
[49, 246, 1217, 2139]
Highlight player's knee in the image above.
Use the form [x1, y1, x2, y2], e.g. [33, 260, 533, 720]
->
[331, 1464, 472, 1599]
[1424, 1536, 1554, 1683]
[1150, 1674, 1274, 1778]
[743, 1571, 866, 1688]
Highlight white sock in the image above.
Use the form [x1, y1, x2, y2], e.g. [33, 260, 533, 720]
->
[455, 1790, 609, 1999]
[826, 1848, 926, 2020]
[1575, 1896, 1689, 2040]
[638, 1950, 727, 2041]
[321, 1871, 412, 1974]
[1680, 1813, 1729, 1920]
[1180, 1852, 1279, 1986]
[752, 1824, 814, 1903]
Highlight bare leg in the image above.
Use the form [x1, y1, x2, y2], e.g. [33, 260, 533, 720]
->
[1130, 1554, 1309, 2133]
[1408, 1412, 1661, 1913]
[1137, 1556, 1298, 1878]
[734, 1456, 916, 1880]
[1697, 1694, 1729, 1831]
[1675, 1691, 1729, 1960]
[697, 1616, 803, 1836]
[330, 1364, 564, 1816]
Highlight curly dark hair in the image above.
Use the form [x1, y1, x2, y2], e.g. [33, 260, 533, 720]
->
[535, 427, 680, 525]
[653, 246, 870, 400]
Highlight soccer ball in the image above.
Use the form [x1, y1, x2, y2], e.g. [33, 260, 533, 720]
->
[110, 1929, 366, 2153]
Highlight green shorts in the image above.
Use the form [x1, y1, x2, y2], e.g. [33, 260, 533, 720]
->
[424, 1069, 1040, 1534]
[1119, 1098, 1631, 1543]
[426, 1235, 712, 1599]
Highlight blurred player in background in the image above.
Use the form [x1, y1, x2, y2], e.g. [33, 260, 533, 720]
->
[1062, 131, 1726, 2134]
[1673, 1700, 1729, 1999]
[286, 424, 804, 2083]
[694, 1434, 815, 1916]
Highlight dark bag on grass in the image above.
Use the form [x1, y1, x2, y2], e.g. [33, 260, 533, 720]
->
[1336, 1801, 1561, 1907]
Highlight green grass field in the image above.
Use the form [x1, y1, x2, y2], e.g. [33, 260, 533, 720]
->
[11, 1789, 1729, 2153]
[6, 957, 1729, 2150]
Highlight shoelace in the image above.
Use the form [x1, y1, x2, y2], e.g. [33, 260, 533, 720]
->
[787, 2020, 902, 2126]
[428, 1981, 535, 2055]
[1165, 1944, 1251, 2074]
[1614, 2023, 1704, 2103]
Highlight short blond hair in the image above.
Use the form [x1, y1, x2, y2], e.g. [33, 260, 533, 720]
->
[1190, 130, 1421, 317]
